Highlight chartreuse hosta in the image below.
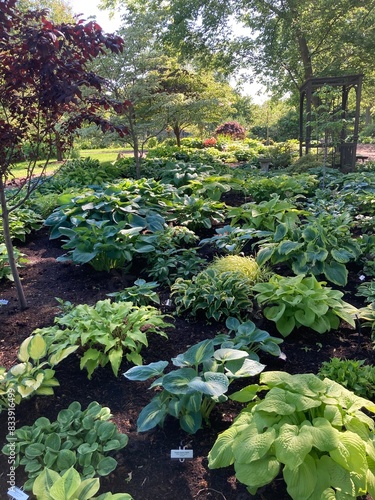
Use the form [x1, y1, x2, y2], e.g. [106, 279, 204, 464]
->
[124, 338, 265, 434]
[32, 467, 132, 500]
[208, 371, 375, 500]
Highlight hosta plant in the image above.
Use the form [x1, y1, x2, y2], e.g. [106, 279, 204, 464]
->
[33, 467, 132, 500]
[358, 302, 375, 337]
[107, 278, 160, 306]
[318, 357, 375, 401]
[0, 334, 70, 412]
[253, 274, 358, 336]
[199, 225, 257, 254]
[356, 280, 375, 304]
[2, 401, 128, 490]
[124, 339, 265, 434]
[36, 299, 172, 378]
[208, 371, 375, 499]
[171, 268, 254, 322]
[227, 194, 305, 232]
[207, 254, 267, 285]
[256, 211, 362, 287]
[213, 317, 284, 361]
[0, 242, 26, 280]
[146, 247, 206, 286]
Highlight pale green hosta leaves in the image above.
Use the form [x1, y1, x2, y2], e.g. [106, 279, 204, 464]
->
[274, 423, 313, 468]
[235, 455, 280, 492]
[284, 454, 317, 500]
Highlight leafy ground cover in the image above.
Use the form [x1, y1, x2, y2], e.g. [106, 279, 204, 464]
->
[0, 143, 375, 499]
[0, 225, 373, 499]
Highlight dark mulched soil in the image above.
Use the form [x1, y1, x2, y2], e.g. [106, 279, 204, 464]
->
[0, 210, 374, 499]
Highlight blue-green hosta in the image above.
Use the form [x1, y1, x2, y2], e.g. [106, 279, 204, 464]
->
[253, 274, 358, 337]
[124, 339, 265, 434]
[208, 371, 375, 499]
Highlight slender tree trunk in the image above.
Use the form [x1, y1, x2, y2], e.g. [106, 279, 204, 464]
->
[173, 124, 181, 147]
[0, 177, 28, 310]
[55, 131, 63, 161]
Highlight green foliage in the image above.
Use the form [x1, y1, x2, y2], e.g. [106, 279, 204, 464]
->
[243, 173, 319, 202]
[208, 371, 375, 499]
[256, 211, 362, 286]
[0, 334, 64, 412]
[227, 194, 305, 231]
[167, 193, 227, 230]
[107, 279, 160, 306]
[36, 299, 171, 378]
[124, 338, 265, 434]
[199, 225, 256, 254]
[56, 221, 158, 272]
[358, 302, 375, 336]
[253, 274, 358, 336]
[208, 255, 264, 285]
[0, 242, 26, 280]
[0, 207, 44, 242]
[318, 358, 375, 401]
[146, 247, 206, 286]
[2, 401, 128, 490]
[171, 268, 254, 322]
[32, 467, 133, 500]
[356, 280, 375, 304]
[290, 153, 323, 172]
[358, 234, 375, 277]
[214, 317, 284, 360]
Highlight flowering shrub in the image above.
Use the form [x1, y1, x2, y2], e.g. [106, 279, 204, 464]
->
[203, 137, 217, 147]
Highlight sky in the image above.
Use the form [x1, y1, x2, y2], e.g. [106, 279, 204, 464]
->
[68, 0, 267, 103]
[69, 0, 122, 33]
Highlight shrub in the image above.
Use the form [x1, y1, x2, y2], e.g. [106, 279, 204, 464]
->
[203, 137, 217, 147]
[215, 121, 246, 140]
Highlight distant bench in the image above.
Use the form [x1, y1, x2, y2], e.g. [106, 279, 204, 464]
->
[356, 155, 369, 163]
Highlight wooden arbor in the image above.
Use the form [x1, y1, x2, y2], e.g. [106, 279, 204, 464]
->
[299, 74, 363, 171]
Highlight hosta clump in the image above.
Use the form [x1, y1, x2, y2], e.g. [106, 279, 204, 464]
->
[36, 299, 172, 378]
[33, 467, 133, 500]
[208, 371, 375, 499]
[0, 334, 68, 412]
[1, 207, 44, 242]
[318, 357, 375, 401]
[214, 317, 284, 361]
[208, 255, 267, 285]
[171, 268, 254, 322]
[256, 211, 362, 287]
[2, 401, 128, 491]
[253, 274, 358, 336]
[124, 339, 265, 434]
[107, 279, 160, 306]
[0, 243, 26, 280]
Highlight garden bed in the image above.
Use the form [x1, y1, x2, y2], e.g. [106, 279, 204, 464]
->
[0, 224, 373, 500]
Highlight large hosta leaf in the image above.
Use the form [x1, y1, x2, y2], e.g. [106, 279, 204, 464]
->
[188, 372, 229, 397]
[283, 454, 317, 500]
[274, 423, 313, 468]
[235, 456, 280, 491]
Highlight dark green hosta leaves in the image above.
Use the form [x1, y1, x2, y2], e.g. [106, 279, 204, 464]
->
[2, 401, 128, 490]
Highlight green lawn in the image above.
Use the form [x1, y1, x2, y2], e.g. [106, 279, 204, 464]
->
[11, 148, 133, 178]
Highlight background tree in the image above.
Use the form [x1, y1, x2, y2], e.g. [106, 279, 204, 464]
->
[0, 0, 127, 309]
[101, 0, 375, 100]
[92, 7, 236, 175]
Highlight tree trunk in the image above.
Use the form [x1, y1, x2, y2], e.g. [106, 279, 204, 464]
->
[55, 131, 64, 162]
[0, 177, 28, 310]
[173, 124, 181, 147]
